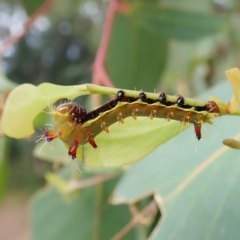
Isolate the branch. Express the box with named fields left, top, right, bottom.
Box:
left=68, top=173, right=118, bottom=190
left=92, top=0, right=129, bottom=87
left=111, top=200, right=158, bottom=240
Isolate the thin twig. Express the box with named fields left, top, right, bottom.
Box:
left=111, top=200, right=158, bottom=240
left=68, top=173, right=118, bottom=190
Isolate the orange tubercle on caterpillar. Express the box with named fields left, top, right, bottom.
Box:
left=117, top=111, right=124, bottom=124
left=181, top=113, right=191, bottom=126
left=132, top=107, right=139, bottom=120
left=41, top=90, right=220, bottom=159
left=101, top=121, right=109, bottom=133
left=149, top=107, right=157, bottom=120
left=166, top=111, right=174, bottom=122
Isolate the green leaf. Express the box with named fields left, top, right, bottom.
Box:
left=129, top=7, right=224, bottom=40
left=160, top=41, right=196, bottom=89
left=106, top=13, right=168, bottom=91
left=31, top=168, right=136, bottom=240
left=161, top=0, right=214, bottom=13
left=33, top=139, right=68, bottom=163
left=23, top=0, right=45, bottom=15
left=78, top=118, right=189, bottom=167
left=0, top=137, right=8, bottom=202
left=153, top=148, right=240, bottom=240
left=111, top=81, right=240, bottom=239
left=0, top=83, right=91, bottom=138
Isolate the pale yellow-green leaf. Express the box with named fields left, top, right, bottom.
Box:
left=77, top=118, right=189, bottom=167
left=225, top=67, right=240, bottom=114
left=34, top=116, right=190, bottom=167
left=0, top=83, right=90, bottom=138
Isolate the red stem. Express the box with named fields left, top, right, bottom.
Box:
left=92, top=0, right=129, bottom=107
left=92, top=0, right=129, bottom=87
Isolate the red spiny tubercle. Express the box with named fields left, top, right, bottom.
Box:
left=194, top=123, right=202, bottom=140
left=44, top=130, right=60, bottom=142
left=68, top=139, right=79, bottom=159
left=86, top=132, right=97, bottom=149
left=67, top=133, right=97, bottom=160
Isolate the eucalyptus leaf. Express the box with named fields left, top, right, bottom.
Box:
left=31, top=167, right=135, bottom=240
left=106, top=13, right=168, bottom=91
left=112, top=81, right=240, bottom=239
left=130, top=7, right=224, bottom=40
left=0, top=83, right=90, bottom=138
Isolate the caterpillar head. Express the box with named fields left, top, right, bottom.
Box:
left=51, top=102, right=87, bottom=138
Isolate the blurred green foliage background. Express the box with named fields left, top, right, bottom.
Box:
left=1, top=0, right=240, bottom=239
